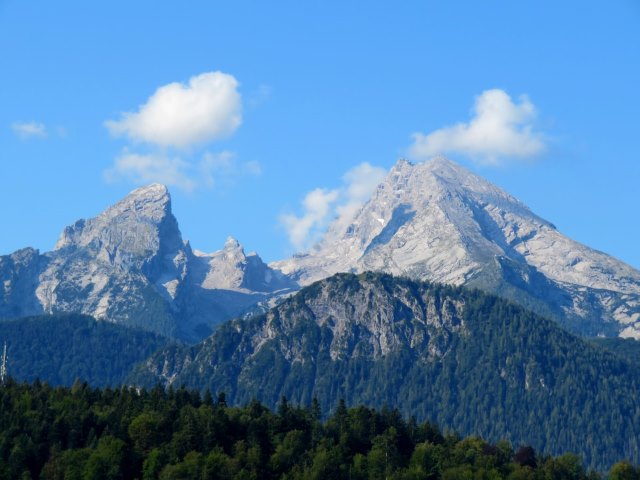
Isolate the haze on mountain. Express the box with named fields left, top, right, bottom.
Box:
left=1, top=156, right=640, bottom=341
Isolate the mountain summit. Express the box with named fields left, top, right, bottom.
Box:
left=272, top=157, right=640, bottom=337
left=0, top=185, right=296, bottom=341
left=2, top=158, right=639, bottom=339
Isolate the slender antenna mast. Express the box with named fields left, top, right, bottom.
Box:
left=0, top=342, right=7, bottom=384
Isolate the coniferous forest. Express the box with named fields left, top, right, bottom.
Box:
left=0, top=380, right=639, bottom=480
left=0, top=314, right=170, bottom=387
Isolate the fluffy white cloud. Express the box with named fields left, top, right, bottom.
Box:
left=103, top=71, right=256, bottom=192
left=105, top=71, right=241, bottom=148
left=281, top=162, right=387, bottom=251
left=281, top=188, right=340, bottom=250
left=342, top=162, right=388, bottom=203
left=332, top=162, right=387, bottom=236
left=409, top=89, right=545, bottom=165
left=12, top=122, right=47, bottom=139
left=104, top=150, right=260, bottom=192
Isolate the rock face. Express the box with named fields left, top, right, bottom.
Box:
left=272, top=157, right=640, bottom=337
left=191, top=237, right=293, bottom=293
left=132, top=273, right=471, bottom=394
left=0, top=184, right=296, bottom=341
left=34, top=184, right=185, bottom=336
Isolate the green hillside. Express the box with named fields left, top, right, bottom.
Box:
left=0, top=314, right=171, bottom=387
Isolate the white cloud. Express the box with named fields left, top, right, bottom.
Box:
left=105, top=71, right=242, bottom=148
left=103, top=70, right=256, bottom=192
left=199, top=151, right=261, bottom=188
left=104, top=150, right=260, bottom=192
left=281, top=188, right=340, bottom=250
left=12, top=122, right=47, bottom=139
left=104, top=151, right=196, bottom=192
left=409, top=89, right=545, bottom=165
left=332, top=162, right=387, bottom=236
left=342, top=162, right=388, bottom=203
left=280, top=162, right=387, bottom=251
left=243, top=160, right=262, bottom=176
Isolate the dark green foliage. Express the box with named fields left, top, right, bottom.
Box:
left=0, top=380, right=626, bottom=479
left=131, top=273, right=640, bottom=471
left=0, top=314, right=170, bottom=386
left=591, top=337, right=640, bottom=366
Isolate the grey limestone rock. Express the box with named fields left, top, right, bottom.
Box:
left=0, top=184, right=296, bottom=342
left=272, top=157, right=640, bottom=338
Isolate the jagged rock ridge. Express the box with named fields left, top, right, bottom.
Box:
left=272, top=157, right=640, bottom=337
left=0, top=184, right=297, bottom=341
left=3, top=156, right=640, bottom=340
left=132, top=273, right=471, bottom=391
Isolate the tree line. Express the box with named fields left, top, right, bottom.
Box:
left=0, top=380, right=638, bottom=479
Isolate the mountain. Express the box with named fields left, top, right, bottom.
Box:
left=0, top=313, right=171, bottom=387
left=130, top=272, right=640, bottom=471
left=0, top=185, right=296, bottom=341
left=3, top=157, right=640, bottom=339
left=272, top=157, right=640, bottom=338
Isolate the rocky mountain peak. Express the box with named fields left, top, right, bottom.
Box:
left=32, top=183, right=188, bottom=337
left=278, top=156, right=558, bottom=285
left=193, top=237, right=296, bottom=294
left=223, top=236, right=242, bottom=251
left=1, top=184, right=290, bottom=342
left=389, top=157, right=413, bottom=174
left=101, top=183, right=173, bottom=228
left=273, top=156, right=640, bottom=338
left=390, top=154, right=462, bottom=179
left=54, top=183, right=181, bottom=259
left=95, top=183, right=172, bottom=229
left=424, top=154, right=467, bottom=173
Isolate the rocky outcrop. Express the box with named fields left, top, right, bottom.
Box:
left=191, top=236, right=295, bottom=293
left=132, top=272, right=471, bottom=389
left=33, top=184, right=184, bottom=336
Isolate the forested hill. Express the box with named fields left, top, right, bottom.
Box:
left=0, top=314, right=171, bottom=387
left=131, top=272, right=640, bottom=471
left=1, top=380, right=636, bottom=479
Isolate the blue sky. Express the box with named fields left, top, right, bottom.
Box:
left=1, top=1, right=639, bottom=267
